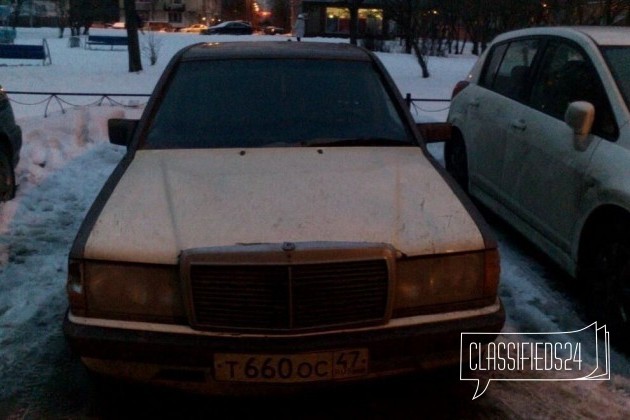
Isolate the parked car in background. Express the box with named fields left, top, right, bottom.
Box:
left=203, top=20, right=253, bottom=35
left=109, top=22, right=125, bottom=29
left=446, top=26, right=630, bottom=340
left=180, top=23, right=208, bottom=33
left=263, top=25, right=285, bottom=35
left=0, top=85, right=21, bottom=201
left=63, top=41, right=505, bottom=395
left=145, top=21, right=175, bottom=32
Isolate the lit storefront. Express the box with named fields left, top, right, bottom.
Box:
left=324, top=7, right=382, bottom=35
left=301, top=1, right=386, bottom=38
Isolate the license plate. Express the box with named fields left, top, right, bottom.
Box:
left=214, top=349, right=369, bottom=383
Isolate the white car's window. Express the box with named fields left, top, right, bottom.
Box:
left=481, top=39, right=540, bottom=101
left=602, top=46, right=630, bottom=111
left=530, top=41, right=618, bottom=140
left=144, top=59, right=412, bottom=149
left=481, top=43, right=508, bottom=88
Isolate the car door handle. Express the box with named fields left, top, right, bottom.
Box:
left=511, top=120, right=527, bottom=131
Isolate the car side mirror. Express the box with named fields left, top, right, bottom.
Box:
left=564, top=101, right=595, bottom=151
left=416, top=122, right=452, bottom=143
left=108, top=118, right=139, bottom=147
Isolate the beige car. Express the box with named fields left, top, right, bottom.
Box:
left=180, top=24, right=208, bottom=33
left=64, top=41, right=505, bottom=395
left=446, top=26, right=630, bottom=341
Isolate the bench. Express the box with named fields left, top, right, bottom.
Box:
left=0, top=39, right=51, bottom=65
left=85, top=35, right=128, bottom=50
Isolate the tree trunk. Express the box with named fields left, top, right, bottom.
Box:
left=349, top=3, right=359, bottom=46
left=11, top=0, right=24, bottom=30
left=412, top=42, right=429, bottom=78
left=124, top=0, right=143, bottom=73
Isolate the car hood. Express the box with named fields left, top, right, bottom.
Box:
left=84, top=147, right=484, bottom=264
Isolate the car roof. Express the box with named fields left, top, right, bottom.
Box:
left=180, top=41, right=373, bottom=62
left=492, top=26, right=630, bottom=47
left=212, top=20, right=249, bottom=28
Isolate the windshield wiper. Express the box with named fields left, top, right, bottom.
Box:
left=299, top=137, right=410, bottom=147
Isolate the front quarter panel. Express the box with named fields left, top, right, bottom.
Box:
left=575, top=124, right=630, bottom=260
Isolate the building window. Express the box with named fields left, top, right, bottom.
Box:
left=169, top=12, right=182, bottom=23
left=325, top=8, right=383, bottom=35
left=326, top=7, right=350, bottom=34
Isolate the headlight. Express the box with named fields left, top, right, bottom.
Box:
left=67, top=259, right=186, bottom=323
left=392, top=249, right=500, bottom=317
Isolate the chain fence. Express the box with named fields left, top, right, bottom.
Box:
left=6, top=91, right=449, bottom=119
left=404, top=93, right=451, bottom=115
left=5, top=91, right=151, bottom=117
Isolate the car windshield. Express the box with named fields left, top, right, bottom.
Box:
left=602, top=46, right=630, bottom=110
left=144, top=58, right=412, bottom=149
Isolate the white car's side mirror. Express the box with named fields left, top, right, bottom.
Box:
left=565, top=101, right=595, bottom=151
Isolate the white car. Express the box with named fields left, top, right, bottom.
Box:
left=63, top=41, right=504, bottom=395
left=180, top=23, right=208, bottom=33
left=446, top=26, right=630, bottom=339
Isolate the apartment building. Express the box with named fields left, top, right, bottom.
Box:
left=131, top=1, right=222, bottom=29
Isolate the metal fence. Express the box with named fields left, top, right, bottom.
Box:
left=5, top=91, right=151, bottom=117
left=404, top=93, right=451, bottom=115
left=6, top=91, right=450, bottom=118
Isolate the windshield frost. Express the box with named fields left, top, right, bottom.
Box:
left=144, top=59, right=411, bottom=149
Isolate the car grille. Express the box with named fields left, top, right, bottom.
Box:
left=182, top=249, right=391, bottom=332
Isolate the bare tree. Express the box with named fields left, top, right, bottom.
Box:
left=53, top=0, right=70, bottom=38
left=222, top=0, right=247, bottom=21
left=601, top=0, right=628, bottom=24
left=384, top=0, right=627, bottom=64
left=142, top=31, right=162, bottom=66
left=439, top=0, right=466, bottom=54
left=383, top=0, right=430, bottom=77
left=539, top=0, right=629, bottom=24
left=383, top=0, right=422, bottom=53
left=10, top=0, right=24, bottom=30
left=124, top=0, right=143, bottom=73
left=348, top=0, right=365, bottom=45
left=270, top=0, right=291, bottom=33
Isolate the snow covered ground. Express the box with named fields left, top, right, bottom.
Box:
left=1, top=27, right=629, bottom=418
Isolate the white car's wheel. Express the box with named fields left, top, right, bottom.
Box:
left=0, top=148, right=16, bottom=201
left=580, top=218, right=630, bottom=348
left=444, top=133, right=469, bottom=192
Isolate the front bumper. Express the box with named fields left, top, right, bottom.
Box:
left=64, top=299, right=505, bottom=395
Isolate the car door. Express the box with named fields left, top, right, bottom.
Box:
left=465, top=38, right=541, bottom=204
left=502, top=38, right=617, bottom=253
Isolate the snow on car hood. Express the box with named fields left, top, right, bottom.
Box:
left=84, top=147, right=484, bottom=264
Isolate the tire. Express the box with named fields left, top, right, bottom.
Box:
left=444, top=133, right=469, bottom=192
left=0, top=148, right=16, bottom=201
left=580, top=219, right=630, bottom=346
